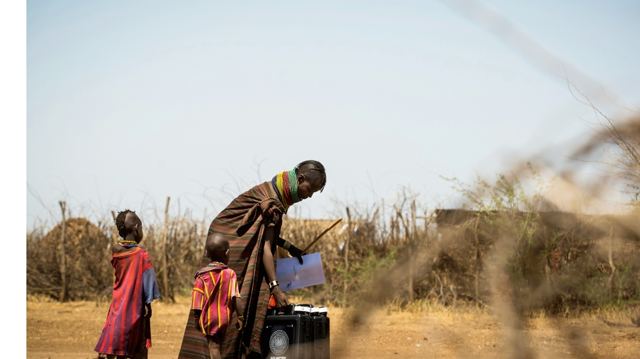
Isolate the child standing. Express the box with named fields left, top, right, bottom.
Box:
left=95, top=210, right=161, bottom=359
left=191, top=236, right=245, bottom=359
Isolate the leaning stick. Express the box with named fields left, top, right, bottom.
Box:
left=303, top=218, right=343, bottom=253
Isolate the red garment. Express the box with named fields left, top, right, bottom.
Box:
left=192, top=263, right=240, bottom=337
left=95, top=247, right=160, bottom=357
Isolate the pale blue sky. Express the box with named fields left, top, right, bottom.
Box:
left=26, top=0, right=640, bottom=228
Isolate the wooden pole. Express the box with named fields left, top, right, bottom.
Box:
left=303, top=218, right=342, bottom=253
left=110, top=210, right=118, bottom=245
left=394, top=205, right=414, bottom=302
left=381, top=199, right=386, bottom=236
left=474, top=217, right=481, bottom=308
left=343, top=207, right=352, bottom=300
left=58, top=201, right=67, bottom=302
left=409, top=200, right=416, bottom=303
left=162, top=196, right=170, bottom=300
left=202, top=207, right=207, bottom=237
left=608, top=225, right=616, bottom=301
left=345, top=207, right=351, bottom=272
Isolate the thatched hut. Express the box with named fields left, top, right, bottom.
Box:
left=27, top=218, right=113, bottom=300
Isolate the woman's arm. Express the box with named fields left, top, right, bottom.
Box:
left=276, top=236, right=305, bottom=264
left=263, top=226, right=289, bottom=309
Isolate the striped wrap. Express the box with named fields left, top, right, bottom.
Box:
left=95, top=247, right=160, bottom=357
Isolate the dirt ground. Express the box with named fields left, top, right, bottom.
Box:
left=27, top=296, right=640, bottom=359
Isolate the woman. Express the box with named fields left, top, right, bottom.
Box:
left=178, top=160, right=327, bottom=359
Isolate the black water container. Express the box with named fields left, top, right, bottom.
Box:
left=262, top=305, right=313, bottom=359
left=310, top=307, right=330, bottom=359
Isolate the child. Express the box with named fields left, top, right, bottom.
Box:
left=95, top=210, right=161, bottom=359
left=191, top=235, right=245, bottom=359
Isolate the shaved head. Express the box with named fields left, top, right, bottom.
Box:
left=205, top=234, right=230, bottom=263
left=115, top=209, right=143, bottom=242
left=297, top=160, right=326, bottom=191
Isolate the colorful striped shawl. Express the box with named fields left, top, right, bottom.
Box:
left=95, top=247, right=160, bottom=357
left=178, top=181, right=285, bottom=359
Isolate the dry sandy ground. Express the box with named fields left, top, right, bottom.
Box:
left=27, top=297, right=639, bottom=359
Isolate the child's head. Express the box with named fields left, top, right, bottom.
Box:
left=205, top=235, right=230, bottom=264
left=115, top=209, right=144, bottom=243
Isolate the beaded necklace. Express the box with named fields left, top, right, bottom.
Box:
left=271, top=168, right=301, bottom=211
left=119, top=240, right=138, bottom=248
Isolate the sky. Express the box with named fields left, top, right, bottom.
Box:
left=24, top=0, right=640, bottom=229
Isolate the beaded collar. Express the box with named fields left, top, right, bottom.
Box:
left=119, top=240, right=138, bottom=248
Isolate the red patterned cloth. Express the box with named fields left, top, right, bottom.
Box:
left=95, top=247, right=160, bottom=357
left=191, top=263, right=240, bottom=337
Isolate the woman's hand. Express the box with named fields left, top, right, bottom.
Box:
left=271, top=286, right=289, bottom=309
left=288, top=244, right=306, bottom=265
